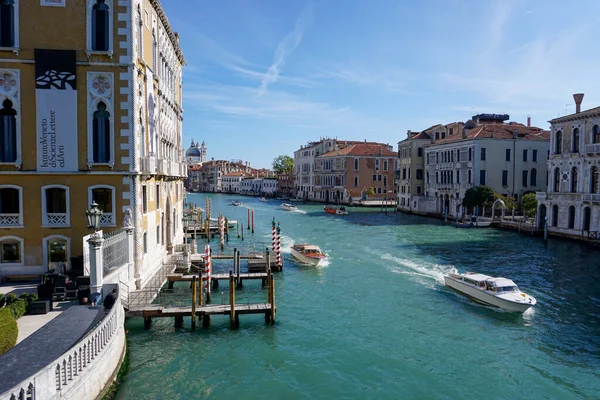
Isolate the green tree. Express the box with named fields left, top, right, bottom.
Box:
left=521, top=193, right=538, bottom=217
left=365, top=187, right=375, bottom=196
left=463, top=186, right=495, bottom=210
left=272, top=155, right=294, bottom=175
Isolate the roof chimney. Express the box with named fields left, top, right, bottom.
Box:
left=513, top=129, right=518, bottom=139
left=527, top=116, right=531, bottom=127
left=407, top=130, right=411, bottom=138
left=573, top=93, right=584, bottom=113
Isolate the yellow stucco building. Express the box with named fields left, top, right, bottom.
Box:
left=0, top=0, right=186, bottom=288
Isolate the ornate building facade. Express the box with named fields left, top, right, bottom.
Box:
left=0, top=0, right=186, bottom=288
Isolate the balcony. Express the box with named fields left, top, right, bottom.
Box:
left=157, top=159, right=167, bottom=175
left=180, top=163, right=187, bottom=177
left=45, top=213, right=68, bottom=226
left=139, top=156, right=157, bottom=175
left=585, top=143, right=600, bottom=154
left=541, top=193, right=582, bottom=202
left=0, top=213, right=20, bottom=227
left=582, top=193, right=600, bottom=202
left=170, top=162, right=178, bottom=177
left=535, top=192, right=547, bottom=201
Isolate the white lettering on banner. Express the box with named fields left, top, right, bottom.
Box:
left=36, top=89, right=78, bottom=171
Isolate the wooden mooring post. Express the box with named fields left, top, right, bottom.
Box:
left=265, top=269, right=275, bottom=324
left=229, top=271, right=239, bottom=329
left=190, top=275, right=197, bottom=329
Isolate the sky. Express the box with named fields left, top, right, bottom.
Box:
left=162, top=0, right=600, bottom=169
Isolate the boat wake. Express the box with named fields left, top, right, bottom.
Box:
left=380, top=253, right=456, bottom=287
left=293, top=209, right=307, bottom=214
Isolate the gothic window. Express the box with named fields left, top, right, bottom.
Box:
left=571, top=167, right=578, bottom=193
left=555, top=131, right=562, bottom=154
left=593, top=125, right=600, bottom=144
left=0, top=98, right=16, bottom=162
left=572, top=128, right=580, bottom=153
left=0, top=0, right=15, bottom=48
left=552, top=205, right=558, bottom=227
left=92, top=101, right=110, bottom=163
left=554, top=168, right=560, bottom=192
left=568, top=206, right=575, bottom=229
left=91, top=0, right=109, bottom=51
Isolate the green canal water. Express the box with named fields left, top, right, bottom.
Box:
left=116, top=193, right=600, bottom=399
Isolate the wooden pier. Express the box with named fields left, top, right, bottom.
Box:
left=125, top=271, right=276, bottom=329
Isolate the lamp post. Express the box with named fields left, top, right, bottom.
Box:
left=86, top=201, right=104, bottom=294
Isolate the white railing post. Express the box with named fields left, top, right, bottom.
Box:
left=123, top=209, right=134, bottom=284
left=88, top=233, right=104, bottom=294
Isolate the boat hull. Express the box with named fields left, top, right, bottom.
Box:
left=444, top=277, right=535, bottom=312
left=290, top=248, right=322, bottom=266
left=324, top=207, right=348, bottom=215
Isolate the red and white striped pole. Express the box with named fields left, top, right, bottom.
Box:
left=219, top=214, right=225, bottom=250
left=204, top=244, right=212, bottom=296
left=276, top=222, right=282, bottom=268
left=271, top=217, right=276, bottom=253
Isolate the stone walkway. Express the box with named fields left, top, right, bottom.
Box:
left=0, top=305, right=104, bottom=393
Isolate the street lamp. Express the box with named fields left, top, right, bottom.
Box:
left=86, top=201, right=103, bottom=238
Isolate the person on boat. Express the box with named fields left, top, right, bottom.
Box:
left=340, top=206, right=345, bottom=211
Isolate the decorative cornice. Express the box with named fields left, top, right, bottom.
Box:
left=149, top=0, right=186, bottom=66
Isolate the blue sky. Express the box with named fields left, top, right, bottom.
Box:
left=162, top=0, right=600, bottom=169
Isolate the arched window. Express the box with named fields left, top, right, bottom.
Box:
left=530, top=168, right=537, bottom=187
left=92, top=101, right=110, bottom=163
left=91, top=0, right=109, bottom=51
left=43, top=235, right=69, bottom=273
left=0, top=235, right=22, bottom=264
left=0, top=98, right=17, bottom=163
left=0, top=0, right=15, bottom=48
left=571, top=167, right=578, bottom=193
left=591, top=166, right=599, bottom=194
left=88, top=185, right=115, bottom=226
left=0, top=185, right=22, bottom=227
left=554, top=167, right=561, bottom=192
left=583, top=207, right=591, bottom=231
left=555, top=131, right=562, bottom=154
left=143, top=232, right=147, bottom=254
left=568, top=206, right=575, bottom=229
left=593, top=125, right=600, bottom=144
left=468, top=169, right=472, bottom=184
left=468, top=148, right=472, bottom=161
left=572, top=128, right=580, bottom=153
left=42, top=185, right=69, bottom=227
left=552, top=205, right=559, bottom=227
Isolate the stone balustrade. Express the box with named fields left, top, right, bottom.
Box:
left=0, top=299, right=125, bottom=400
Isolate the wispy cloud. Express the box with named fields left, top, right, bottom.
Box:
left=258, top=3, right=314, bottom=96
left=320, top=67, right=410, bottom=93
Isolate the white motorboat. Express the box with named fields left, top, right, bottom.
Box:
left=324, top=206, right=348, bottom=215
left=281, top=203, right=298, bottom=211
left=259, top=197, right=268, bottom=202
left=444, top=271, right=536, bottom=312
left=209, top=217, right=237, bottom=228
left=231, top=200, right=242, bottom=206
left=290, top=244, right=326, bottom=266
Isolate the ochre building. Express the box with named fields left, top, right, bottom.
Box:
left=0, top=0, right=186, bottom=288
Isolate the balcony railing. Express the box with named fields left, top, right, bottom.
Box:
left=45, top=213, right=68, bottom=226
left=582, top=193, right=600, bottom=202
left=99, top=213, right=113, bottom=226
left=0, top=213, right=20, bottom=226
left=585, top=143, right=600, bottom=154
left=157, top=159, right=167, bottom=175
left=139, top=156, right=157, bottom=175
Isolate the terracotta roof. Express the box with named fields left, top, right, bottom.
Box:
left=433, top=123, right=549, bottom=144
left=223, top=171, right=250, bottom=177
left=422, top=124, right=444, bottom=132
left=550, top=106, right=600, bottom=123
left=318, top=144, right=397, bottom=158
left=411, top=131, right=432, bottom=140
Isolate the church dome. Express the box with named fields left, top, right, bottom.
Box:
left=186, top=146, right=201, bottom=158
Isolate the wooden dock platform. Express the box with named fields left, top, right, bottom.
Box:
left=126, top=303, right=273, bottom=318
left=167, top=272, right=267, bottom=282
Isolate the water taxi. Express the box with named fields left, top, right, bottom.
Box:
left=209, top=218, right=237, bottom=228
left=281, top=203, right=298, bottom=211
left=324, top=206, right=348, bottom=215
left=444, top=271, right=537, bottom=313
left=290, top=244, right=326, bottom=266
left=259, top=197, right=268, bottom=202
left=231, top=200, right=242, bottom=206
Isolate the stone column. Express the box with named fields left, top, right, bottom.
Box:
left=88, top=233, right=104, bottom=294
left=125, top=226, right=134, bottom=284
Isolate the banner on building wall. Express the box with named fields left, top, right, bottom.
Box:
left=146, top=66, right=156, bottom=155
left=35, top=49, right=78, bottom=171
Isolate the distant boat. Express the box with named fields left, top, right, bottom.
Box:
left=324, top=206, right=348, bottom=215
left=231, top=200, right=242, bottom=206
left=210, top=218, right=237, bottom=228
left=259, top=197, right=268, bottom=202
left=281, top=203, right=298, bottom=211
